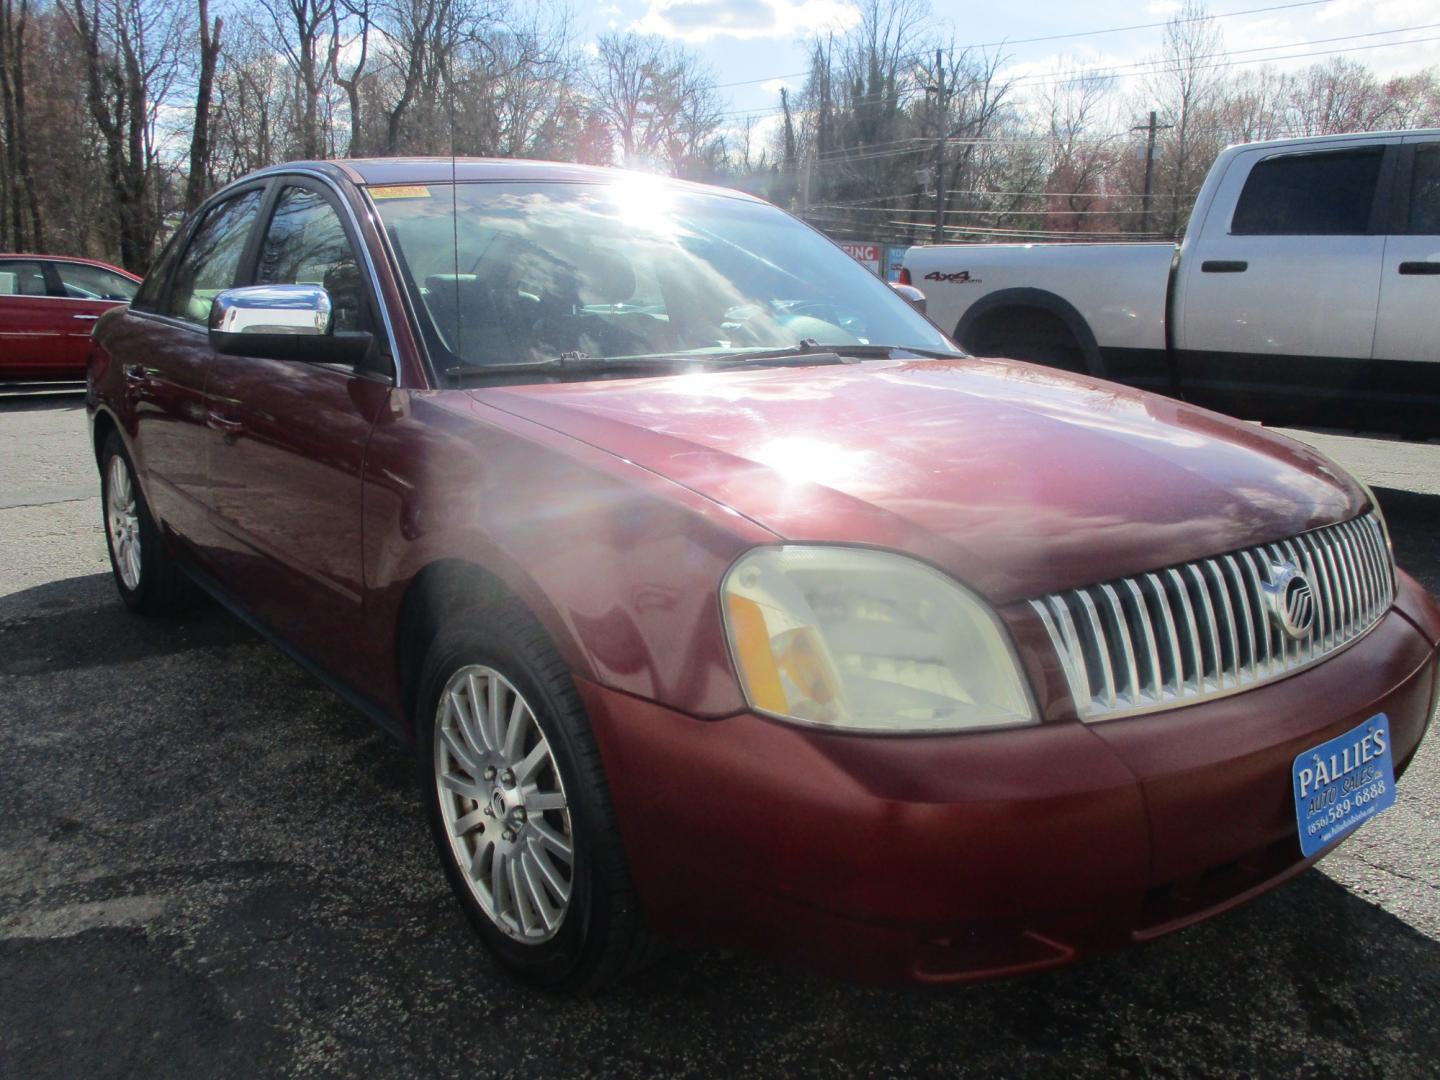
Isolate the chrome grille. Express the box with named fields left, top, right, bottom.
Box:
left=1030, top=514, right=1394, bottom=721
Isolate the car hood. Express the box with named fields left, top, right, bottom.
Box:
left=471, top=357, right=1365, bottom=604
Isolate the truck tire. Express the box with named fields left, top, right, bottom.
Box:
left=961, top=307, right=1088, bottom=373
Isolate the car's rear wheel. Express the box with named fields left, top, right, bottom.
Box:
left=100, top=431, right=194, bottom=614
left=416, top=602, right=657, bottom=991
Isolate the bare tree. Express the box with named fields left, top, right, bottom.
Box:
left=1141, top=0, right=1225, bottom=236
left=586, top=32, right=719, bottom=168
left=211, top=19, right=282, bottom=177
left=331, top=0, right=371, bottom=155
left=60, top=0, right=190, bottom=272
left=0, top=0, right=44, bottom=249
left=184, top=0, right=222, bottom=210
left=257, top=0, right=335, bottom=158
left=1286, top=57, right=1400, bottom=136
left=1036, top=70, right=1119, bottom=234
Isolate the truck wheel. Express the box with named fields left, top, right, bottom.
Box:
left=962, top=308, right=1088, bottom=373
left=416, top=600, right=659, bottom=991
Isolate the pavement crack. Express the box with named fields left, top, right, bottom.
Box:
left=1337, top=851, right=1440, bottom=893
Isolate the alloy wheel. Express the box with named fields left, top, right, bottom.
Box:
left=106, top=454, right=142, bottom=591
left=433, top=665, right=574, bottom=942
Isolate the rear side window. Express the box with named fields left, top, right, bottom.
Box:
left=255, top=186, right=367, bottom=332
left=163, top=188, right=264, bottom=324
left=1231, top=148, right=1383, bottom=236
left=0, top=259, right=49, bottom=296
left=1406, top=144, right=1439, bottom=234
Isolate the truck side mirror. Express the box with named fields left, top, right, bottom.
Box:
left=889, top=281, right=926, bottom=316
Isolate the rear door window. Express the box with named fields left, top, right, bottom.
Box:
left=1405, top=143, right=1439, bottom=234
left=162, top=188, right=264, bottom=324
left=1231, top=148, right=1384, bottom=236
left=0, top=259, right=50, bottom=297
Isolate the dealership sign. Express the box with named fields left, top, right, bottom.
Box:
left=838, top=242, right=884, bottom=276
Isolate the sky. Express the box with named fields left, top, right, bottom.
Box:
left=573, top=0, right=1440, bottom=136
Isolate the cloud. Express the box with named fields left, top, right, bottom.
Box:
left=631, top=0, right=860, bottom=43
left=582, top=40, right=601, bottom=58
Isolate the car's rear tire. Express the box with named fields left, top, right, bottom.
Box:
left=416, top=600, right=658, bottom=992
left=100, top=430, right=195, bottom=615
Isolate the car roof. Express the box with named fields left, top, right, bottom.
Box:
left=243, top=157, right=768, bottom=203
left=0, top=253, right=139, bottom=280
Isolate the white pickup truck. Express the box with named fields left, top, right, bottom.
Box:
left=903, top=129, right=1439, bottom=434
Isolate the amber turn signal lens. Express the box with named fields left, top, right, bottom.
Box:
left=726, top=594, right=788, bottom=714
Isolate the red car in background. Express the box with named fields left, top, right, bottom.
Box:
left=0, top=254, right=139, bottom=379
left=84, top=160, right=1439, bottom=991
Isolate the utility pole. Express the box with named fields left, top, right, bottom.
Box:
left=1131, top=110, right=1172, bottom=236
left=930, top=48, right=948, bottom=244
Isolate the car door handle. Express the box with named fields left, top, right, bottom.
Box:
left=1201, top=260, right=1248, bottom=273
left=206, top=411, right=245, bottom=437
left=1398, top=261, right=1440, bottom=275
left=72, top=313, right=100, bottom=321
left=122, top=363, right=146, bottom=383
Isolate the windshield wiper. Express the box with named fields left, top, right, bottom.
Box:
left=711, top=339, right=963, bottom=363
left=445, top=349, right=853, bottom=384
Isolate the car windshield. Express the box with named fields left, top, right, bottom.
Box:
left=370, top=177, right=958, bottom=381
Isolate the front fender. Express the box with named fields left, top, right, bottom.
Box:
left=358, top=390, right=775, bottom=726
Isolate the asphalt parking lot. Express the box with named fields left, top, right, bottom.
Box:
left=2, top=395, right=1437, bottom=1078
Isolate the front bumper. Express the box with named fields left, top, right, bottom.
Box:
left=579, top=574, right=1439, bottom=984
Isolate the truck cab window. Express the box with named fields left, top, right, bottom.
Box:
left=1231, top=148, right=1383, bottom=236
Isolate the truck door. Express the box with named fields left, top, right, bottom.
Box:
left=1174, top=141, right=1392, bottom=426
left=1373, top=137, right=1439, bottom=365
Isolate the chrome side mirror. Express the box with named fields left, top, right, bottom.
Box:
left=208, top=284, right=373, bottom=366
left=210, top=284, right=333, bottom=336
left=889, top=281, right=926, bottom=316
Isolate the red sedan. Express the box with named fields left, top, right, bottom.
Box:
left=0, top=254, right=139, bottom=379
left=85, top=160, right=1439, bottom=990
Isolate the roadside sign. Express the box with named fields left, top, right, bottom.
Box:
left=886, top=245, right=908, bottom=282
left=838, top=242, right=883, bottom=277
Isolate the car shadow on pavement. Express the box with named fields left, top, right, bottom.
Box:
left=2, top=567, right=1438, bottom=1078
left=1375, top=485, right=1440, bottom=597
left=0, top=572, right=256, bottom=678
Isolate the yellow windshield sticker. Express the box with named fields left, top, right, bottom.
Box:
left=369, top=185, right=431, bottom=200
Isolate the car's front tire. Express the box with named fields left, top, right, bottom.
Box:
left=416, top=601, right=657, bottom=991
left=99, top=431, right=195, bottom=615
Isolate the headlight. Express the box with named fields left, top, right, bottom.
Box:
left=721, top=546, right=1036, bottom=733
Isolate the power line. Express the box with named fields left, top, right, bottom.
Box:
left=1016, top=31, right=1440, bottom=89
left=1007, top=21, right=1440, bottom=86
left=712, top=0, right=1340, bottom=90
left=963, top=0, right=1336, bottom=50
left=714, top=23, right=1438, bottom=138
